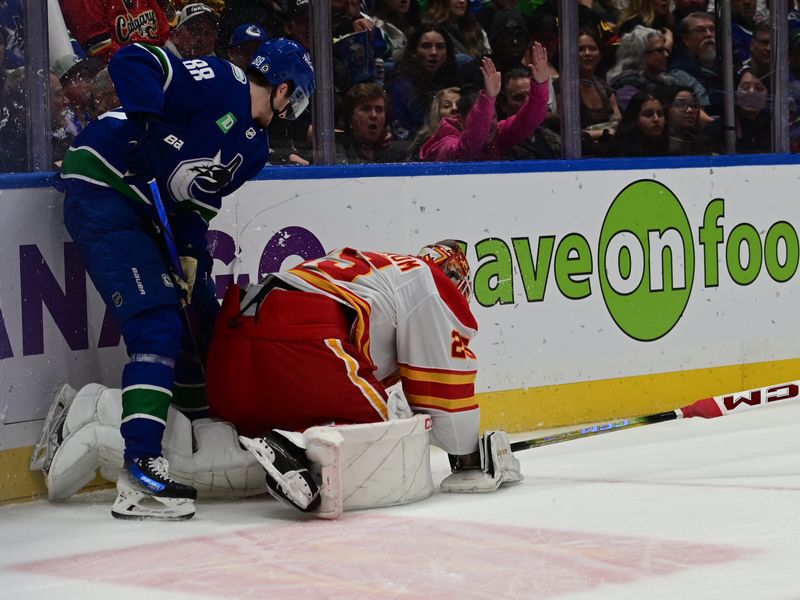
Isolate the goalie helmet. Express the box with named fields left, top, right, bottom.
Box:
left=418, top=239, right=472, bottom=300
left=249, top=37, right=315, bottom=120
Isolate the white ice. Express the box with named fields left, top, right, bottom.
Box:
left=2, top=400, right=800, bottom=600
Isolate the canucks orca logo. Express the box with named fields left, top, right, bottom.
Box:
left=167, top=152, right=244, bottom=204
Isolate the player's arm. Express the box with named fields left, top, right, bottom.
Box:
left=396, top=287, right=480, bottom=456
left=399, top=265, right=522, bottom=493
left=107, top=43, right=174, bottom=119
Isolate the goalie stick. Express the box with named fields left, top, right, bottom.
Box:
left=509, top=379, right=800, bottom=453
left=148, top=179, right=208, bottom=367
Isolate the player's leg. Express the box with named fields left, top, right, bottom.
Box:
left=34, top=382, right=267, bottom=501
left=172, top=252, right=217, bottom=419
left=63, top=182, right=196, bottom=520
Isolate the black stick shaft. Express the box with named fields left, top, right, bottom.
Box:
left=148, top=180, right=207, bottom=368
left=509, top=411, right=679, bottom=452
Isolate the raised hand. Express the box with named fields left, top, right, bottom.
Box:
left=527, top=41, right=550, bottom=85
left=480, top=57, right=501, bottom=99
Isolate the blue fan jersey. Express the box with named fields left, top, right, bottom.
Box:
left=61, top=43, right=269, bottom=252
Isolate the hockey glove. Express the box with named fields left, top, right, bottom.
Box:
left=440, top=431, right=523, bottom=493
left=175, top=255, right=198, bottom=306
left=126, top=115, right=185, bottom=181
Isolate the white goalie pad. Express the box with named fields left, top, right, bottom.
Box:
left=304, top=414, right=434, bottom=519
left=47, top=421, right=124, bottom=501
left=169, top=419, right=266, bottom=498
left=44, top=383, right=266, bottom=501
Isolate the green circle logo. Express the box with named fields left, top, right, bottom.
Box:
left=599, top=180, right=694, bottom=341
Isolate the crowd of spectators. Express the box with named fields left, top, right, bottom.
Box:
left=0, top=0, right=796, bottom=172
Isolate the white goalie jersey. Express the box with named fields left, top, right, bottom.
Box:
left=276, top=247, right=480, bottom=456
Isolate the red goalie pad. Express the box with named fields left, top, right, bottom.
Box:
left=205, top=284, right=389, bottom=437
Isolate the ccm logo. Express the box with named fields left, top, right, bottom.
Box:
left=723, top=383, right=799, bottom=410
left=424, top=416, right=433, bottom=430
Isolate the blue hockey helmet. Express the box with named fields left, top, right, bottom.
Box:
left=250, top=37, right=315, bottom=120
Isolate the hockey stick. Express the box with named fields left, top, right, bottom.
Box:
left=148, top=179, right=208, bottom=368
left=509, top=379, right=800, bottom=453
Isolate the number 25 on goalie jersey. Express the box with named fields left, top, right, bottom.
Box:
left=277, top=248, right=480, bottom=452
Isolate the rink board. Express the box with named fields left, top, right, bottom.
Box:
left=2, top=156, right=800, bottom=502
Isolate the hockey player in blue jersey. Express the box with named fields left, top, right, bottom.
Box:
left=58, top=38, right=315, bottom=521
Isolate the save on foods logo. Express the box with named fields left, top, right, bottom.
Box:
left=472, top=179, right=799, bottom=341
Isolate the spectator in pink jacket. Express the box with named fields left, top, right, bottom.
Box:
left=419, top=42, right=550, bottom=162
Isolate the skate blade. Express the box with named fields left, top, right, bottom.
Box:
left=30, top=384, right=77, bottom=472
left=111, top=491, right=195, bottom=521
left=111, top=509, right=195, bottom=522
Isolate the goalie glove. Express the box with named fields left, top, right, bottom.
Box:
left=440, top=431, right=523, bottom=493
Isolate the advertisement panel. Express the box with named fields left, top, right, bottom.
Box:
left=2, top=163, right=799, bottom=465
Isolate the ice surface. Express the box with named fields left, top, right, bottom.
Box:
left=2, top=400, right=800, bottom=599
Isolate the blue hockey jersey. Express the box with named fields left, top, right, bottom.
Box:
left=61, top=43, right=270, bottom=253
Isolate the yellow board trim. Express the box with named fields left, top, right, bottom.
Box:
left=479, top=358, right=800, bottom=432
left=0, top=448, right=47, bottom=504
left=3, top=358, right=799, bottom=504
left=0, top=447, right=111, bottom=506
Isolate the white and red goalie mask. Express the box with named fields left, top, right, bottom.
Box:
left=418, top=240, right=472, bottom=300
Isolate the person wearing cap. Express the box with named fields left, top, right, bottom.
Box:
left=58, top=37, right=315, bottom=521
left=166, top=2, right=220, bottom=59
left=226, top=23, right=270, bottom=69
left=59, top=0, right=171, bottom=63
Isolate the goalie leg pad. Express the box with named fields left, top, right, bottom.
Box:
left=44, top=384, right=267, bottom=501
left=63, top=383, right=116, bottom=436
left=304, top=413, right=434, bottom=517
left=46, top=420, right=124, bottom=501
left=168, top=419, right=267, bottom=498
left=29, top=384, right=77, bottom=472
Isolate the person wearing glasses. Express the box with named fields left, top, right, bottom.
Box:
left=668, top=12, right=723, bottom=116
left=607, top=25, right=675, bottom=112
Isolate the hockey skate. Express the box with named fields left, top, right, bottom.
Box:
left=112, top=457, right=197, bottom=521
left=239, top=432, right=321, bottom=513
left=29, top=384, right=77, bottom=473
